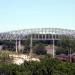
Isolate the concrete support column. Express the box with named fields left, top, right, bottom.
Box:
left=30, top=34, right=33, bottom=57
left=41, top=28, right=43, bottom=40
left=18, top=40, right=21, bottom=52
left=16, top=40, right=18, bottom=53
left=45, top=29, right=46, bottom=40
left=53, top=39, right=55, bottom=58
left=41, top=34, right=43, bottom=40
left=52, top=33, right=55, bottom=58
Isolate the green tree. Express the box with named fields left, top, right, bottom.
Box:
left=23, top=38, right=30, bottom=53
left=56, top=37, right=75, bottom=55
left=33, top=43, right=47, bottom=55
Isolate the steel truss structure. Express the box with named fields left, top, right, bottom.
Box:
left=0, top=28, right=75, bottom=58
left=0, top=28, right=75, bottom=40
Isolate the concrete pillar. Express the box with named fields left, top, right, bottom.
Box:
left=45, top=29, right=46, bottom=40
left=52, top=33, right=55, bottom=58
left=30, top=34, right=33, bottom=57
left=18, top=40, right=21, bottom=52
left=53, top=39, right=55, bottom=58
left=16, top=40, right=18, bottom=53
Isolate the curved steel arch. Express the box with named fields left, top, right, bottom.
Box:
left=0, top=28, right=75, bottom=40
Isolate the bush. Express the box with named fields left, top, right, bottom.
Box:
left=56, top=47, right=68, bottom=55
left=33, top=43, right=47, bottom=55
left=0, top=51, right=11, bottom=62
left=0, top=57, right=75, bottom=75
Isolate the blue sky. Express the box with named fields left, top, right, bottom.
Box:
left=0, top=0, right=75, bottom=32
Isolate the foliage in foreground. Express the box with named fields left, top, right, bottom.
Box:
left=0, top=58, right=75, bottom=75
left=0, top=51, right=12, bottom=63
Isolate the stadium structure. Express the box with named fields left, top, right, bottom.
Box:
left=0, top=28, right=75, bottom=58
left=0, top=28, right=75, bottom=40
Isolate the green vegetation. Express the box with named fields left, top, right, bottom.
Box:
left=0, top=40, right=15, bottom=51
left=56, top=38, right=75, bottom=55
left=33, top=43, right=47, bottom=55
left=0, top=58, right=75, bottom=75
left=22, top=38, right=47, bottom=55
left=0, top=37, right=75, bottom=75
left=0, top=51, right=13, bottom=63
left=23, top=39, right=30, bottom=53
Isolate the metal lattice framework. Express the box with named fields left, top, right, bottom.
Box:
left=0, top=28, right=75, bottom=40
